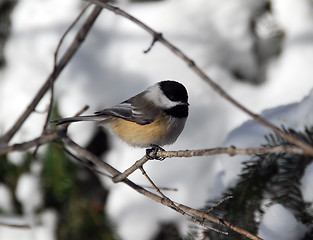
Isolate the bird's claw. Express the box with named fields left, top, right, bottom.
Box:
left=146, top=144, right=165, bottom=160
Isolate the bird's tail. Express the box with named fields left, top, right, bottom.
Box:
left=50, top=114, right=107, bottom=125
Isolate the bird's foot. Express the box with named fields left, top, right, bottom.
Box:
left=146, top=144, right=165, bottom=160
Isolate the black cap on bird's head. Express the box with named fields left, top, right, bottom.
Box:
left=144, top=80, right=189, bottom=118
left=159, top=80, right=188, bottom=104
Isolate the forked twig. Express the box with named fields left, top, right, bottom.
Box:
left=112, top=155, right=150, bottom=183
left=177, top=203, right=262, bottom=240
left=60, top=134, right=260, bottom=239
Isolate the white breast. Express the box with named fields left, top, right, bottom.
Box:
left=156, top=115, right=187, bottom=146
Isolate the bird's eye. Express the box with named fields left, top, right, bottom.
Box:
left=167, top=94, right=176, bottom=101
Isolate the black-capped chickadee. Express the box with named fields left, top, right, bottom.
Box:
left=51, top=80, right=189, bottom=155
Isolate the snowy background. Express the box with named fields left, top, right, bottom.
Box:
left=0, top=0, right=313, bottom=239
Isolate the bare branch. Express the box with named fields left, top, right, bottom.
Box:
left=0, top=129, right=268, bottom=239
left=60, top=132, right=262, bottom=240
left=54, top=3, right=92, bottom=68
left=0, top=6, right=102, bottom=144
left=0, top=131, right=58, bottom=156
left=155, top=145, right=306, bottom=158
left=57, top=141, right=178, bottom=192
left=0, top=129, right=304, bottom=160
left=54, top=140, right=112, bottom=178
left=86, top=0, right=313, bottom=156
left=141, top=185, right=178, bottom=192
left=0, top=105, right=89, bottom=156
left=111, top=144, right=306, bottom=183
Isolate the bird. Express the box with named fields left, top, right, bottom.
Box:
left=51, top=80, right=189, bottom=159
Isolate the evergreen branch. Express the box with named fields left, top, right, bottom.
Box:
left=175, top=203, right=262, bottom=240
left=264, top=127, right=313, bottom=223
left=206, top=127, right=313, bottom=239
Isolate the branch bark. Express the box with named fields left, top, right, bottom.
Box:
left=112, top=145, right=306, bottom=183
left=0, top=131, right=58, bottom=155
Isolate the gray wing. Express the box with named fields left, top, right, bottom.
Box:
left=94, top=99, right=157, bottom=125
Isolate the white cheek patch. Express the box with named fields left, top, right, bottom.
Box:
left=145, top=84, right=177, bottom=108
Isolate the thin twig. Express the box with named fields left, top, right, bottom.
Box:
left=141, top=185, right=178, bottom=192
left=54, top=3, right=92, bottom=68
left=206, top=195, right=233, bottom=213
left=32, top=76, right=54, bottom=158
left=0, top=105, right=89, bottom=156
left=143, top=32, right=162, bottom=54
left=139, top=166, right=227, bottom=235
left=54, top=141, right=112, bottom=178
left=138, top=166, right=167, bottom=199
left=86, top=0, right=313, bottom=156
left=0, top=6, right=102, bottom=144
left=177, top=203, right=262, bottom=240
